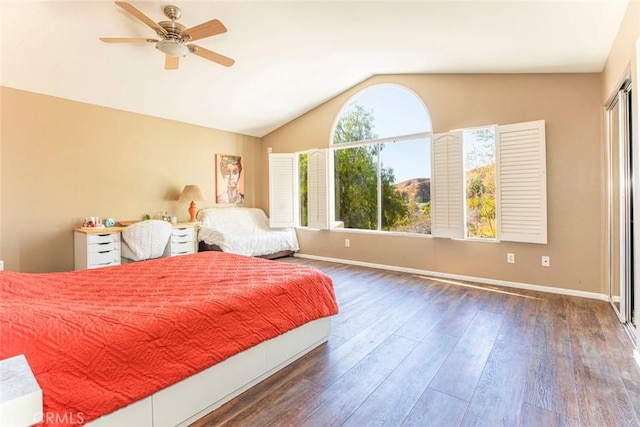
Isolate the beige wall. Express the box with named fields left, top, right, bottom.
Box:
left=1, top=87, right=261, bottom=272
left=261, top=73, right=604, bottom=294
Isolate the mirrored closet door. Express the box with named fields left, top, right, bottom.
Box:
left=607, top=76, right=635, bottom=337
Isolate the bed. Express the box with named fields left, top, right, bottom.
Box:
left=197, top=207, right=299, bottom=259
left=0, top=252, right=338, bottom=426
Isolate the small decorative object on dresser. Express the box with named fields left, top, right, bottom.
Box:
left=81, top=216, right=105, bottom=229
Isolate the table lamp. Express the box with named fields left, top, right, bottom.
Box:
left=178, top=185, right=206, bottom=222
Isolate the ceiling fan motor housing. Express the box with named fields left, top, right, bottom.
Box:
left=156, top=19, right=189, bottom=57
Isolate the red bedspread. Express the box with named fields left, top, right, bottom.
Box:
left=0, top=252, right=338, bottom=425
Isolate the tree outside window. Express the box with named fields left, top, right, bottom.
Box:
left=332, top=101, right=430, bottom=234
left=464, top=128, right=496, bottom=239
left=298, top=152, right=308, bottom=227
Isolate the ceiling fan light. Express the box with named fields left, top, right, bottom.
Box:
left=156, top=39, right=189, bottom=57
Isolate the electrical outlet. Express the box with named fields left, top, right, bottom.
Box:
left=0, top=260, right=3, bottom=271
left=507, top=253, right=515, bottom=264
left=344, top=239, right=350, bottom=248
left=541, top=256, right=550, bottom=267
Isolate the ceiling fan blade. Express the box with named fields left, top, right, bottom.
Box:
left=165, top=55, right=179, bottom=70
left=183, top=19, right=227, bottom=42
left=189, top=44, right=235, bottom=67
left=100, top=37, right=157, bottom=43
left=115, top=1, right=167, bottom=36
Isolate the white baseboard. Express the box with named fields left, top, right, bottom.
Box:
left=294, top=253, right=609, bottom=301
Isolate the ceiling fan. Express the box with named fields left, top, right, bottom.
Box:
left=100, top=1, right=235, bottom=70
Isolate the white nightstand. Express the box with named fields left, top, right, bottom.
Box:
left=169, top=223, right=197, bottom=256
left=74, top=228, right=123, bottom=270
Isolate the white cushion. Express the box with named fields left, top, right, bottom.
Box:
left=121, top=220, right=172, bottom=261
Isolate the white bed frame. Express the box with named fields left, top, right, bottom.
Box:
left=88, top=317, right=331, bottom=427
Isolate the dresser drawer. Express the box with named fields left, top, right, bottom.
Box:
left=171, top=241, right=195, bottom=256
left=87, top=241, right=119, bottom=253
left=88, top=250, right=121, bottom=268
left=87, top=260, right=120, bottom=269
left=87, top=233, right=120, bottom=244
left=172, top=236, right=194, bottom=245
left=171, top=227, right=195, bottom=240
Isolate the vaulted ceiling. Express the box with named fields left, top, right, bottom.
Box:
left=0, top=1, right=629, bottom=137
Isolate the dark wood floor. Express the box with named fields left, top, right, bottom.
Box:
left=192, top=258, right=640, bottom=427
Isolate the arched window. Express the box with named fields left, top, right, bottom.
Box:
left=330, top=85, right=432, bottom=234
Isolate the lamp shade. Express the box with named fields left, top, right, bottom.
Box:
left=178, top=185, right=206, bottom=202
left=178, top=185, right=206, bottom=222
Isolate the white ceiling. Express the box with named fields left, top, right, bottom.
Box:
left=0, top=0, right=629, bottom=137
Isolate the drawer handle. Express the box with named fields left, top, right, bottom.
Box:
left=97, top=242, right=110, bottom=246
left=175, top=234, right=189, bottom=238
left=97, top=250, right=112, bottom=254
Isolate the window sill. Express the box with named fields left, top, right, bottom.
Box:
left=296, top=226, right=433, bottom=239
left=450, top=237, right=500, bottom=244
left=296, top=227, right=502, bottom=243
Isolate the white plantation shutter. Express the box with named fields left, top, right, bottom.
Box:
left=496, top=120, right=547, bottom=244
left=431, top=132, right=464, bottom=238
left=269, top=153, right=298, bottom=228
left=307, top=149, right=330, bottom=229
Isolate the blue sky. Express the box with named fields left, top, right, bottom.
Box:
left=344, top=85, right=432, bottom=183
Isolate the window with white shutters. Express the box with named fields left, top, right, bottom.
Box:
left=268, top=153, right=298, bottom=228
left=307, top=149, right=330, bottom=229
left=496, top=120, right=547, bottom=244
left=268, top=119, right=546, bottom=244
left=431, top=132, right=464, bottom=238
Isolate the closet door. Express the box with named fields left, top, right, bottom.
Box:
left=607, top=80, right=633, bottom=324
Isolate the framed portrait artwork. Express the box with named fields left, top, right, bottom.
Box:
left=216, top=154, right=245, bottom=204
